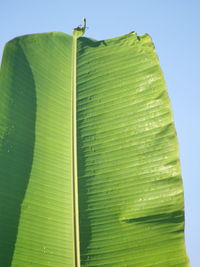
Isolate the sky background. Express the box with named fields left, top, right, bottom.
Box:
left=0, top=0, right=199, bottom=266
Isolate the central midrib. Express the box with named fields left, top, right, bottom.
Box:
left=71, top=35, right=81, bottom=267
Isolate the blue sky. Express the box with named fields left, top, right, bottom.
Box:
left=1, top=0, right=199, bottom=266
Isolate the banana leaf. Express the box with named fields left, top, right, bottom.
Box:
left=0, top=24, right=189, bottom=267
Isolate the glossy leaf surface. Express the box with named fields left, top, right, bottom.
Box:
left=0, top=31, right=189, bottom=267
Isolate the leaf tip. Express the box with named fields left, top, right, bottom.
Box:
left=73, top=18, right=87, bottom=38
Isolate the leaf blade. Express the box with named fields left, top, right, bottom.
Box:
left=0, top=33, right=75, bottom=267
left=77, top=33, right=189, bottom=266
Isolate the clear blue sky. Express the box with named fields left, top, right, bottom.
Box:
left=1, top=0, right=199, bottom=266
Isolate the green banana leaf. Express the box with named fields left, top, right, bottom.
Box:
left=0, top=24, right=189, bottom=267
